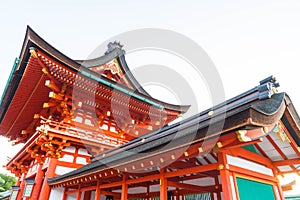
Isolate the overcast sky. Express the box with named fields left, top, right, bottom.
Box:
left=0, top=0, right=299, bottom=194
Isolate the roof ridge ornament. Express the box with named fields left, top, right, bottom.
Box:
left=105, top=41, right=125, bottom=55
left=258, top=75, right=280, bottom=100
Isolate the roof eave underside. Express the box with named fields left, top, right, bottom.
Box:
left=0, top=26, right=189, bottom=124
left=23, top=26, right=154, bottom=98
left=23, top=26, right=189, bottom=112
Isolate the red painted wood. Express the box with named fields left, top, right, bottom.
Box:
left=160, top=168, right=167, bottom=200
left=218, top=151, right=235, bottom=200
left=121, top=174, right=128, bottom=200
left=31, top=164, right=44, bottom=200
left=38, top=158, right=58, bottom=200
left=16, top=174, right=25, bottom=200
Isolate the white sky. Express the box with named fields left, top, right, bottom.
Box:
left=0, top=0, right=300, bottom=195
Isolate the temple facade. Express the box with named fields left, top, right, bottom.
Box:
left=0, top=27, right=299, bottom=200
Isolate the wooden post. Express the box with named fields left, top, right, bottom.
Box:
left=214, top=174, right=221, bottom=200
left=272, top=168, right=285, bottom=200
left=175, top=188, right=179, bottom=200
left=38, top=158, right=58, bottom=200
left=160, top=168, right=167, bottom=200
left=15, top=176, right=21, bottom=186
left=62, top=188, right=67, bottom=200
left=76, top=185, right=82, bottom=200
left=31, top=164, right=44, bottom=200
left=84, top=191, right=91, bottom=200
left=16, top=173, right=26, bottom=200
left=121, top=174, right=128, bottom=200
left=218, top=151, right=234, bottom=200
left=275, top=184, right=285, bottom=200
left=95, top=180, right=102, bottom=200
left=145, top=185, right=150, bottom=200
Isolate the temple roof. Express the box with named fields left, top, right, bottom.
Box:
left=0, top=26, right=189, bottom=142
left=48, top=76, right=300, bottom=185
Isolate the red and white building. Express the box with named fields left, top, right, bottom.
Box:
left=0, top=27, right=299, bottom=200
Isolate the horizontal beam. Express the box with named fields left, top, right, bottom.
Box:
left=127, top=174, right=160, bottom=185
left=273, top=158, right=300, bottom=167
left=99, top=181, right=122, bottom=189
left=165, top=163, right=218, bottom=178
left=168, top=181, right=218, bottom=192
left=80, top=186, right=96, bottom=192
left=229, top=147, right=273, bottom=168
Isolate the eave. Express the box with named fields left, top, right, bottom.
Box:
left=0, top=26, right=189, bottom=141
left=48, top=78, right=300, bottom=186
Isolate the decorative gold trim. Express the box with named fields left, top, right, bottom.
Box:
left=236, top=130, right=251, bottom=142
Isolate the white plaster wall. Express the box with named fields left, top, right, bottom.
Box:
left=55, top=166, right=76, bottom=175
left=90, top=191, right=106, bottom=200
left=66, top=193, right=77, bottom=200
left=184, top=177, right=215, bottom=186
left=76, top=157, right=88, bottom=165
left=226, top=154, right=273, bottom=176
left=63, top=146, right=76, bottom=153
left=59, top=154, right=74, bottom=162
left=49, top=187, right=64, bottom=200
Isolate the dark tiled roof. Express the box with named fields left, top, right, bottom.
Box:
left=48, top=76, right=300, bottom=185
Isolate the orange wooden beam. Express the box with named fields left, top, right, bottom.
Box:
left=168, top=181, right=218, bottom=192
left=79, top=186, right=97, bottom=192
left=99, top=181, right=122, bottom=189
left=65, top=189, right=78, bottom=194
left=165, top=163, right=218, bottom=178
left=229, top=147, right=274, bottom=168
left=127, top=173, right=160, bottom=185
left=273, top=158, right=300, bottom=167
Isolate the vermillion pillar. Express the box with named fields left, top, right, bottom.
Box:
left=83, top=191, right=91, bottom=200
left=175, top=189, right=179, bottom=200
left=145, top=185, right=150, bottom=200
left=76, top=186, right=82, bottom=200
left=31, top=164, right=44, bottom=200
left=15, top=177, right=21, bottom=186
left=121, top=174, right=128, bottom=200
left=62, top=188, right=67, bottom=200
left=38, top=158, right=58, bottom=200
left=95, top=180, right=102, bottom=200
left=272, top=168, right=285, bottom=200
left=218, top=151, right=234, bottom=200
left=160, top=168, right=167, bottom=200
left=16, top=173, right=26, bottom=200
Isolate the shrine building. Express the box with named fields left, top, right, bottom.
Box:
left=0, top=26, right=300, bottom=200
